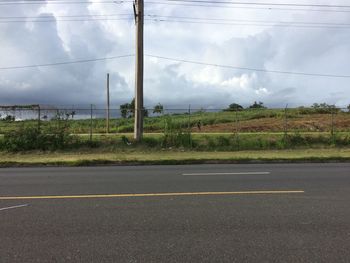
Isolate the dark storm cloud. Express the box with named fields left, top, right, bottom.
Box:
left=1, top=0, right=350, bottom=108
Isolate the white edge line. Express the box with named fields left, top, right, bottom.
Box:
left=0, top=204, right=29, bottom=211
left=182, top=172, right=271, bottom=176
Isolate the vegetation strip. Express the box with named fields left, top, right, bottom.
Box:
left=1, top=105, right=350, bottom=152
left=1, top=154, right=350, bottom=167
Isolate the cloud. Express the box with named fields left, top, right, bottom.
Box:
left=1, top=0, right=350, bottom=109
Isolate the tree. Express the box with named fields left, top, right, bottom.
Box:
left=347, top=104, right=350, bottom=112
left=130, top=98, right=148, bottom=118
left=120, top=102, right=131, bottom=118
left=249, top=101, right=266, bottom=109
left=3, top=115, right=15, bottom=122
left=130, top=98, right=135, bottom=111
left=153, top=103, right=164, bottom=114
left=119, top=98, right=147, bottom=118
left=311, top=103, right=338, bottom=114
left=225, top=103, right=243, bottom=111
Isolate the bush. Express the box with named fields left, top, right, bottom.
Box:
left=142, top=137, right=160, bottom=147
left=0, top=124, right=81, bottom=152
left=162, top=131, right=192, bottom=148
left=249, top=101, right=266, bottom=109
left=216, top=136, right=231, bottom=147
left=162, top=117, right=192, bottom=148
left=224, top=103, right=243, bottom=112
left=247, top=111, right=278, bottom=120
left=311, top=103, right=340, bottom=114
left=297, top=107, right=314, bottom=115
left=282, top=132, right=346, bottom=147
left=296, top=103, right=341, bottom=115
left=0, top=115, right=15, bottom=122
left=1, top=126, right=41, bottom=151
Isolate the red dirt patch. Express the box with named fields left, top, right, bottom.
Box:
left=193, top=114, right=350, bottom=133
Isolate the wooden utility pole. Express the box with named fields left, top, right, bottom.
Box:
left=106, top=73, right=110, bottom=134
left=133, top=0, right=144, bottom=141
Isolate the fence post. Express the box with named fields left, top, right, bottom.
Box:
left=163, top=108, right=166, bottom=135
left=235, top=109, right=240, bottom=150
left=188, top=105, right=192, bottom=148
left=56, top=109, right=60, bottom=130
left=284, top=105, right=288, bottom=140
left=331, top=108, right=335, bottom=139
left=90, top=104, right=93, bottom=142
left=188, top=105, right=191, bottom=130
left=37, top=105, right=41, bottom=132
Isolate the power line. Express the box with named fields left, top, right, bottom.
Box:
left=4, top=0, right=350, bottom=9
left=0, top=0, right=133, bottom=5
left=145, top=54, right=350, bottom=78
left=3, top=53, right=349, bottom=78
left=1, top=13, right=348, bottom=27
left=2, top=15, right=349, bottom=29
left=159, top=0, right=350, bottom=9
left=145, top=19, right=350, bottom=30
left=0, top=13, right=132, bottom=19
left=1, top=13, right=348, bottom=26
left=145, top=1, right=350, bottom=13
left=0, top=54, right=134, bottom=70
left=147, top=14, right=350, bottom=27
left=0, top=18, right=133, bottom=23
left=4, top=0, right=350, bottom=13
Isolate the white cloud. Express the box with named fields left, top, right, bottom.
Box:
left=1, top=0, right=350, bottom=108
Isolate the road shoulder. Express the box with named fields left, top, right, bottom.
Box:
left=1, top=148, right=350, bottom=167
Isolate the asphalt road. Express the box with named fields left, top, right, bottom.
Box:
left=0, top=163, right=350, bottom=262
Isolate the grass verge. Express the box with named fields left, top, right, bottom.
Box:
left=1, top=148, right=350, bottom=167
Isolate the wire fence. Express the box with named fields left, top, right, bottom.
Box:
left=0, top=105, right=350, bottom=140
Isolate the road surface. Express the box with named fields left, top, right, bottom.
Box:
left=0, top=164, right=349, bottom=262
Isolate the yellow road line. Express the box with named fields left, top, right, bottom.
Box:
left=0, top=190, right=304, bottom=200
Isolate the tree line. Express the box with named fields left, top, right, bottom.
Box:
left=118, top=99, right=350, bottom=119
left=119, top=99, right=164, bottom=118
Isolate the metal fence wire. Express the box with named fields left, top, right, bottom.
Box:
left=0, top=105, right=349, bottom=139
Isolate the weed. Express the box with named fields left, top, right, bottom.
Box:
left=162, top=117, right=192, bottom=148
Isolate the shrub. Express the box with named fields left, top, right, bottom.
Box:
left=121, top=135, right=131, bottom=145
left=224, top=103, right=243, bottom=112
left=216, top=136, right=231, bottom=147
left=1, top=126, right=41, bottom=151
left=120, top=98, right=148, bottom=118
left=142, top=137, right=160, bottom=147
left=297, top=106, right=314, bottom=115
left=0, top=123, right=82, bottom=152
left=153, top=103, right=164, bottom=114
left=1, top=115, right=15, bottom=122
left=249, top=101, right=266, bottom=109
left=310, top=103, right=340, bottom=114
left=162, top=117, right=192, bottom=148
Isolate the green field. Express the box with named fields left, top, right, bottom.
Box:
left=0, top=108, right=280, bottom=133
left=1, top=108, right=349, bottom=134
left=1, top=108, right=350, bottom=154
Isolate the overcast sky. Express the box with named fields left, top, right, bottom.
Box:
left=1, top=0, right=350, bottom=109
